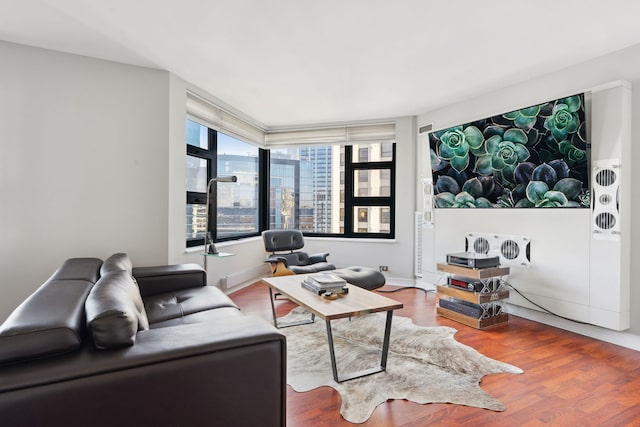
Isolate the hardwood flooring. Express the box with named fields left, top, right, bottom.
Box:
left=230, top=282, right=640, bottom=426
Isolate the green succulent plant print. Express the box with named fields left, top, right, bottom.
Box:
left=429, top=93, right=589, bottom=209
left=544, top=95, right=581, bottom=142
left=485, top=128, right=531, bottom=181
left=434, top=191, right=492, bottom=208
left=525, top=179, right=583, bottom=207
left=437, top=125, right=485, bottom=173
left=503, top=105, right=541, bottom=131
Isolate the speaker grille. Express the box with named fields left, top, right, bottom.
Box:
left=598, top=194, right=612, bottom=205
left=595, top=169, right=616, bottom=186
left=466, top=233, right=530, bottom=267
left=501, top=240, right=520, bottom=260
left=592, top=160, right=621, bottom=240
left=595, top=212, right=616, bottom=230
left=473, top=237, right=490, bottom=254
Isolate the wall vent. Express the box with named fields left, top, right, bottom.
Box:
left=418, top=123, right=433, bottom=134
left=465, top=232, right=531, bottom=267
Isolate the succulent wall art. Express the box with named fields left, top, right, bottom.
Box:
left=429, top=93, right=589, bottom=208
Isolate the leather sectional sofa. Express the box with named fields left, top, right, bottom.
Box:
left=0, top=253, right=286, bottom=426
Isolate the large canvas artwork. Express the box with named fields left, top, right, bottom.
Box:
left=429, top=93, right=589, bottom=208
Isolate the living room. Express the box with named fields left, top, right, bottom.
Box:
left=2, top=1, right=640, bottom=425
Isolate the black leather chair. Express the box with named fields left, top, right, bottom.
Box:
left=262, top=230, right=336, bottom=276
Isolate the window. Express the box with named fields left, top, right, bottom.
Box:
left=268, top=142, right=395, bottom=238
left=358, top=147, right=369, bottom=162
left=186, top=121, right=214, bottom=246
left=354, top=169, right=391, bottom=196
left=381, top=142, right=393, bottom=160
left=186, top=119, right=264, bottom=247
left=185, top=106, right=395, bottom=245
left=347, top=143, right=395, bottom=237
left=269, top=146, right=338, bottom=232
left=357, top=208, right=368, bottom=222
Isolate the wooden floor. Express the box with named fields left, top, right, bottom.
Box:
left=230, top=282, right=640, bottom=426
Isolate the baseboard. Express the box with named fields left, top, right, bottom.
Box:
left=507, top=304, right=640, bottom=351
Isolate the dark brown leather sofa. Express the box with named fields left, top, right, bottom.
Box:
left=0, top=253, right=286, bottom=427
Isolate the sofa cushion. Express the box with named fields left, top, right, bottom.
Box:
left=85, top=270, right=149, bottom=349
left=50, top=257, right=103, bottom=282
left=144, top=286, right=239, bottom=324
left=289, top=262, right=335, bottom=274
left=100, top=253, right=133, bottom=276
left=132, top=264, right=206, bottom=297
left=0, top=279, right=94, bottom=365
left=263, top=229, right=305, bottom=252
left=333, top=266, right=386, bottom=290
left=0, top=257, right=102, bottom=365
left=149, top=306, right=243, bottom=328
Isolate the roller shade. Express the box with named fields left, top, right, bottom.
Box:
left=266, top=123, right=395, bottom=147
left=187, top=92, right=265, bottom=146
left=187, top=91, right=395, bottom=148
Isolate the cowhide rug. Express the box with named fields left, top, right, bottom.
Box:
left=279, top=307, right=523, bottom=424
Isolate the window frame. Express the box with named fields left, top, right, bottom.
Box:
left=341, top=144, right=396, bottom=239
left=186, top=127, right=216, bottom=248
left=186, top=120, right=396, bottom=247
left=268, top=143, right=395, bottom=239
left=186, top=121, right=266, bottom=247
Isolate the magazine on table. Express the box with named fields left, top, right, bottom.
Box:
left=301, top=273, right=348, bottom=295
left=306, top=273, right=346, bottom=288
left=301, top=280, right=348, bottom=295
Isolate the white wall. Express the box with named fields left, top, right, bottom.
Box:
left=417, top=43, right=640, bottom=336
left=0, top=41, right=170, bottom=321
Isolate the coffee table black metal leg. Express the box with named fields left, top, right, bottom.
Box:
left=380, top=310, right=393, bottom=369
left=326, top=320, right=340, bottom=381
left=268, top=286, right=315, bottom=328
left=326, top=310, right=395, bottom=383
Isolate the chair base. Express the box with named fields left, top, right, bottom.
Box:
left=269, top=260, right=296, bottom=277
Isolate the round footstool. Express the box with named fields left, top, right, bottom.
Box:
left=332, top=266, right=386, bottom=291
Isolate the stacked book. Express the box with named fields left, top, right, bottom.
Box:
left=301, top=273, right=348, bottom=295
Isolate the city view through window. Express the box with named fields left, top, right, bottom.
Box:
left=186, top=119, right=394, bottom=244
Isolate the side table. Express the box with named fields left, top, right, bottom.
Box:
left=436, top=263, right=510, bottom=329
left=203, top=252, right=235, bottom=271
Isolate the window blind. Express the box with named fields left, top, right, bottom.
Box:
left=265, top=123, right=396, bottom=147
left=186, top=92, right=265, bottom=146
left=186, top=91, right=395, bottom=148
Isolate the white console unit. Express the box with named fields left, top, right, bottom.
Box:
left=587, top=81, right=631, bottom=330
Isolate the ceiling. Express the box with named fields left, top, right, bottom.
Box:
left=2, top=0, right=640, bottom=128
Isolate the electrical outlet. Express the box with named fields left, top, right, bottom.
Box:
left=379, top=265, right=388, bottom=272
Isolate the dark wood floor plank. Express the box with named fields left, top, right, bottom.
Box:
left=230, top=282, right=640, bottom=426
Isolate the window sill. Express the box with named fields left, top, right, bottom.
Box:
left=304, top=236, right=397, bottom=244
left=184, top=235, right=263, bottom=254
